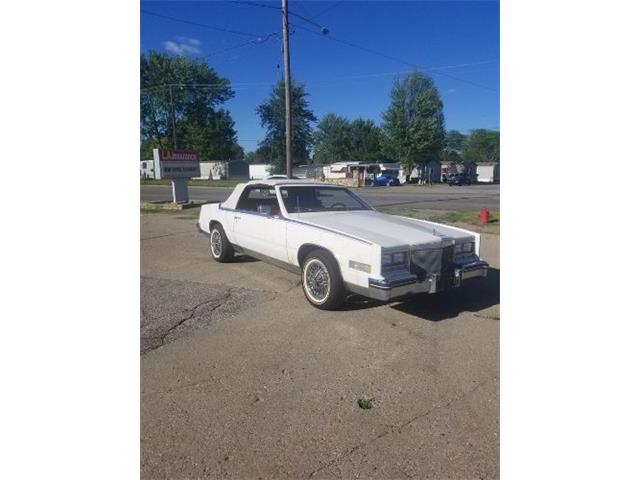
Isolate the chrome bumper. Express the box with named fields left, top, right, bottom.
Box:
left=347, top=259, right=489, bottom=302
left=452, top=259, right=490, bottom=287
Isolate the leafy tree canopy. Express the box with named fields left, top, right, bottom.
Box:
left=244, top=145, right=272, bottom=164
left=444, top=130, right=466, bottom=153
left=381, top=71, right=445, bottom=172
left=348, top=118, right=385, bottom=163
left=140, top=51, right=241, bottom=160
left=313, top=113, right=352, bottom=164
left=257, top=80, right=316, bottom=173
left=313, top=114, right=386, bottom=164
left=463, top=129, right=500, bottom=163
left=440, top=149, right=463, bottom=165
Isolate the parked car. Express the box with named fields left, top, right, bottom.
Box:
left=447, top=173, right=472, bottom=186
left=198, top=180, right=488, bottom=310
left=372, top=174, right=400, bottom=186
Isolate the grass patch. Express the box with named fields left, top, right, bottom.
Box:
left=140, top=207, right=201, bottom=220
left=141, top=178, right=242, bottom=188
left=377, top=206, right=500, bottom=234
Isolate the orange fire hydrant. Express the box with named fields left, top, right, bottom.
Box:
left=479, top=208, right=491, bottom=224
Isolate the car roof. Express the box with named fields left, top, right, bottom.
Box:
left=246, top=179, right=340, bottom=187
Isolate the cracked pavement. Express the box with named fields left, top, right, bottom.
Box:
left=140, top=278, right=271, bottom=354
left=140, top=213, right=500, bottom=479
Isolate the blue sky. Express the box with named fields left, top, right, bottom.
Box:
left=141, top=1, right=499, bottom=153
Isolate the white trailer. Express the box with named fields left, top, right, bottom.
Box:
left=249, top=164, right=272, bottom=180
left=476, top=163, right=500, bottom=183
left=140, top=160, right=155, bottom=179
left=197, top=161, right=228, bottom=180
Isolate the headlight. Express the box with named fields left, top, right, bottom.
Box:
left=455, top=242, right=475, bottom=254
left=382, top=250, right=408, bottom=270
left=392, top=252, right=407, bottom=264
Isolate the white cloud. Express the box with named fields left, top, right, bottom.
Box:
left=163, top=37, right=201, bottom=56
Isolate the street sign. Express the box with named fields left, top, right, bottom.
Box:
left=152, top=149, right=201, bottom=180
left=152, top=148, right=201, bottom=203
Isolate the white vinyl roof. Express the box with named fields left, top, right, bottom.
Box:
left=246, top=179, right=336, bottom=187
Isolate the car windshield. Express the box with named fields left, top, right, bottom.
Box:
left=279, top=186, right=370, bottom=213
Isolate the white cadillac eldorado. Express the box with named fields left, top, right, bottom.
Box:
left=197, top=180, right=489, bottom=310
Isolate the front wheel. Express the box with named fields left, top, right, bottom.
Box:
left=301, top=249, right=346, bottom=310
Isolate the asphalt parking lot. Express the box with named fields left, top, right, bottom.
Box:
left=140, top=183, right=500, bottom=212
left=141, top=213, right=500, bottom=479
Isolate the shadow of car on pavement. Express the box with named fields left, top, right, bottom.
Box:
left=341, top=267, right=500, bottom=322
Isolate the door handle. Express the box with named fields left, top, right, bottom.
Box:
left=234, top=216, right=241, bottom=220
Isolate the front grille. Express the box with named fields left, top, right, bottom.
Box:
left=410, top=248, right=441, bottom=281
left=439, top=245, right=455, bottom=290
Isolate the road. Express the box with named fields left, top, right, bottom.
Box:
left=140, top=213, right=500, bottom=479
left=141, top=183, right=500, bottom=211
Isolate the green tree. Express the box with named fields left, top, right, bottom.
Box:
left=312, top=113, right=352, bottom=164
left=440, top=129, right=466, bottom=166
left=381, top=71, right=445, bottom=173
left=313, top=115, right=384, bottom=164
left=230, top=142, right=245, bottom=161
left=256, top=80, right=316, bottom=173
left=140, top=51, right=239, bottom=160
left=441, top=149, right=463, bottom=164
left=245, top=151, right=258, bottom=163
left=463, top=129, right=500, bottom=163
left=245, top=145, right=272, bottom=164
left=140, top=137, right=170, bottom=159
left=444, top=130, right=466, bottom=153
left=348, top=118, right=385, bottom=162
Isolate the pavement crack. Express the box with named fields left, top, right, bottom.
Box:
left=307, top=376, right=494, bottom=479
left=141, top=232, right=190, bottom=242
left=141, top=290, right=232, bottom=355
left=395, top=376, right=493, bottom=433
left=167, top=292, right=230, bottom=336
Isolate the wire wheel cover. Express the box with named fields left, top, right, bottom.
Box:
left=304, top=259, right=331, bottom=303
left=211, top=230, right=222, bottom=257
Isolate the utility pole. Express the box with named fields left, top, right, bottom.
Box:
left=281, top=0, right=293, bottom=178
left=169, top=84, right=177, bottom=149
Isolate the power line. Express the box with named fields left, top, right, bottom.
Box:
left=230, top=1, right=328, bottom=31
left=226, top=0, right=495, bottom=92
left=141, top=9, right=263, bottom=38
left=309, top=1, right=344, bottom=19
left=142, top=8, right=279, bottom=61
left=297, top=0, right=314, bottom=19
left=229, top=1, right=279, bottom=10
left=141, top=59, right=497, bottom=91
left=292, top=22, right=498, bottom=92
left=200, top=32, right=279, bottom=59
left=142, top=4, right=496, bottom=92
left=231, top=0, right=343, bottom=21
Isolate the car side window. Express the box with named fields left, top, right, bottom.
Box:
left=236, top=187, right=281, bottom=216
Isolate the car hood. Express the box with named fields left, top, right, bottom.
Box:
left=290, top=210, right=475, bottom=248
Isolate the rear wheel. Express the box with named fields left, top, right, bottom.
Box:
left=301, top=249, right=346, bottom=310
left=209, top=223, right=234, bottom=262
